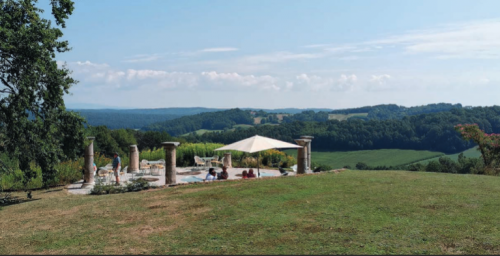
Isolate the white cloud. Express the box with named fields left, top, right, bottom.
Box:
left=240, top=51, right=324, bottom=64
left=367, top=19, right=500, bottom=59
left=201, top=71, right=279, bottom=91
left=201, top=47, right=239, bottom=52
left=338, top=74, right=358, bottom=84
left=123, top=54, right=161, bottom=63
left=302, top=44, right=332, bottom=48
left=370, top=74, right=391, bottom=85
left=295, top=74, right=357, bottom=92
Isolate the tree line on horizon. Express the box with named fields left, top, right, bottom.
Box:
left=188, top=106, right=500, bottom=154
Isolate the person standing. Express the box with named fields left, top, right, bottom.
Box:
left=112, top=152, right=121, bottom=185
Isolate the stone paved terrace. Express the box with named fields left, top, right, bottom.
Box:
left=67, top=167, right=302, bottom=195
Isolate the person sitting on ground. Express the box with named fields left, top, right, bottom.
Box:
left=205, top=168, right=217, bottom=181
left=219, top=166, right=229, bottom=180
left=247, top=168, right=256, bottom=178
left=242, top=170, right=248, bottom=179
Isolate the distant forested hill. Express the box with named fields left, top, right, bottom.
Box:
left=71, top=107, right=225, bottom=129
left=330, top=103, right=463, bottom=120
left=72, top=103, right=466, bottom=130
left=241, top=108, right=334, bottom=114
left=193, top=106, right=500, bottom=154
left=280, top=103, right=463, bottom=123
left=142, top=108, right=254, bottom=136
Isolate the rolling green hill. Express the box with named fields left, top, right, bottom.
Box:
left=416, top=147, right=482, bottom=164
left=284, top=149, right=445, bottom=168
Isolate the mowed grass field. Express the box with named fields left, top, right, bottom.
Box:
left=284, top=149, right=445, bottom=168
left=2, top=171, right=500, bottom=254
left=416, top=147, right=482, bottom=164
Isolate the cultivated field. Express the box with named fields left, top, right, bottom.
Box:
left=180, top=129, right=223, bottom=136
left=328, top=113, right=368, bottom=121
left=181, top=124, right=254, bottom=136
left=416, top=147, right=482, bottom=164
left=2, top=171, right=500, bottom=254
left=284, top=149, right=445, bottom=168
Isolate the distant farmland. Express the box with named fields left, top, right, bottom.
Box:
left=416, top=147, right=481, bottom=164
left=181, top=124, right=254, bottom=136
left=283, top=149, right=445, bottom=169
left=328, top=113, right=368, bottom=121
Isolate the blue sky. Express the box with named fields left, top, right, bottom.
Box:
left=41, top=0, right=500, bottom=109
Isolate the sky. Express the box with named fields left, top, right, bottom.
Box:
left=39, top=0, right=500, bottom=109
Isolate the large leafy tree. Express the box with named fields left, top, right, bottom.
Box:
left=0, top=0, right=85, bottom=188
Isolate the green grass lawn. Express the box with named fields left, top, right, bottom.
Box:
left=416, top=147, right=482, bottom=164
left=2, top=171, right=500, bottom=254
left=284, top=149, right=445, bottom=168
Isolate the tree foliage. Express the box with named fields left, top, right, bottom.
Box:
left=143, top=108, right=254, bottom=136
left=0, top=0, right=85, bottom=188
left=195, top=106, right=500, bottom=154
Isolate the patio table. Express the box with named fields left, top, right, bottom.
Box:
left=200, top=157, right=215, bottom=167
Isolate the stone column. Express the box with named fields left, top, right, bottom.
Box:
left=294, top=139, right=310, bottom=174
left=128, top=145, right=139, bottom=173
left=162, top=142, right=180, bottom=185
left=223, top=152, right=232, bottom=168
left=82, top=137, right=95, bottom=188
left=300, top=135, right=314, bottom=170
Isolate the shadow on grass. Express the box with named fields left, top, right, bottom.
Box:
left=42, top=189, right=63, bottom=193
left=0, top=196, right=41, bottom=207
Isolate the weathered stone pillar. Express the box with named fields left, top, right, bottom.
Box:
left=162, top=142, right=180, bottom=185
left=223, top=152, right=232, bottom=168
left=82, top=137, right=95, bottom=188
left=294, top=139, right=310, bottom=174
left=300, top=135, right=314, bottom=170
left=128, top=145, right=139, bottom=173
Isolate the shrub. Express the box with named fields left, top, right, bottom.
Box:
left=408, top=163, right=425, bottom=172
left=311, top=162, right=333, bottom=172
left=425, top=160, right=442, bottom=173
left=356, top=162, right=368, bottom=170
left=90, top=178, right=152, bottom=195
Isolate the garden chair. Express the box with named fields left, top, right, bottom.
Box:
left=120, top=166, right=128, bottom=180
left=210, top=155, right=219, bottom=166
left=139, top=161, right=150, bottom=176
left=194, top=156, right=206, bottom=169
left=291, top=165, right=297, bottom=172
left=211, top=156, right=224, bottom=167
left=95, top=168, right=108, bottom=185
left=96, top=168, right=110, bottom=184
left=151, top=165, right=161, bottom=176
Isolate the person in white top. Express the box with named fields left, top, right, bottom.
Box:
left=205, top=168, right=217, bottom=181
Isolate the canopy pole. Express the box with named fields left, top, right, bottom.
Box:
left=257, top=152, right=260, bottom=178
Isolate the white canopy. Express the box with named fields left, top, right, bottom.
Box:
left=215, top=135, right=302, bottom=153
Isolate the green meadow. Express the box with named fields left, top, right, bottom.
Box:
left=416, top=147, right=482, bottom=164
left=284, top=149, right=445, bottom=168
left=328, top=113, right=368, bottom=121
left=2, top=170, right=500, bottom=254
